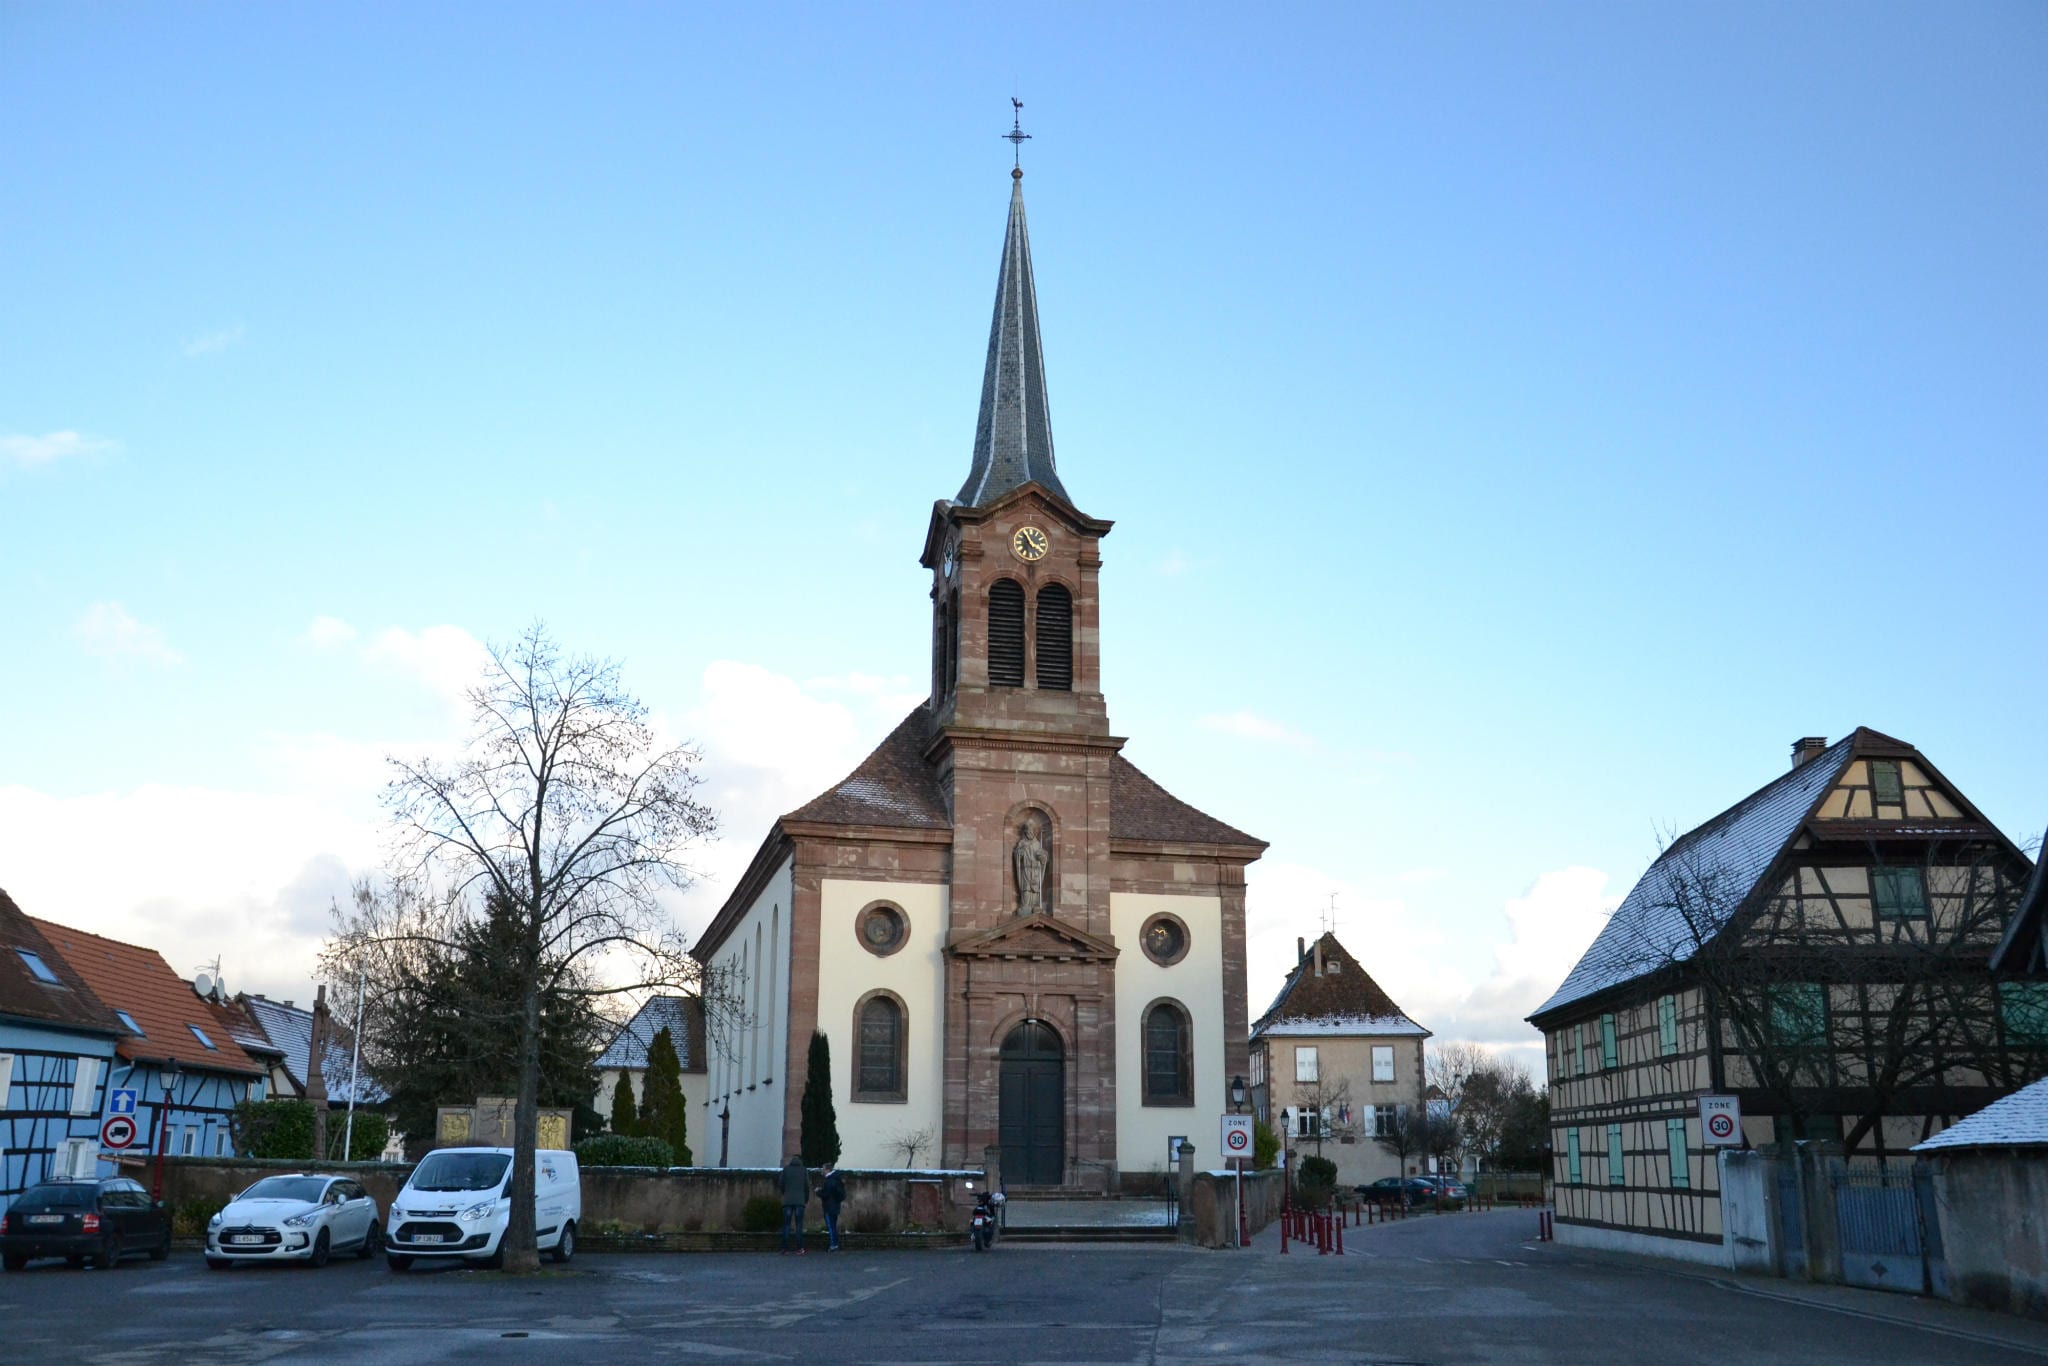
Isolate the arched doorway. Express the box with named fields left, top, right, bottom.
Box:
left=999, top=1020, right=1065, bottom=1185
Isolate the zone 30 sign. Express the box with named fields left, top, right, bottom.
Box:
left=1698, top=1095, right=1742, bottom=1146
left=1220, top=1114, right=1254, bottom=1160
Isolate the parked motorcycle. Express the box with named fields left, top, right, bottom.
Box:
left=970, top=1195, right=1000, bottom=1251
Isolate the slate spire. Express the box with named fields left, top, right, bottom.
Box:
left=957, top=169, right=1071, bottom=508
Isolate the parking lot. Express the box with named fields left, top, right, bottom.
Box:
left=4, top=1212, right=2045, bottom=1366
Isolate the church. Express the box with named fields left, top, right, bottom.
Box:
left=689, top=162, right=1266, bottom=1191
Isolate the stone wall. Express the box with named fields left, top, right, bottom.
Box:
left=151, top=1157, right=986, bottom=1237
left=1924, top=1149, right=2048, bottom=1320
left=1186, top=1169, right=1284, bottom=1249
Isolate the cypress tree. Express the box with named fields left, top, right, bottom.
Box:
left=800, top=1030, right=841, bottom=1166
left=609, top=1070, right=639, bottom=1137
left=639, top=1026, right=692, bottom=1165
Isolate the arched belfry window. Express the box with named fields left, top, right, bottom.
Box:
left=1036, top=584, right=1072, bottom=691
left=1142, top=1000, right=1193, bottom=1106
left=854, top=991, right=907, bottom=1103
left=988, top=579, right=1026, bottom=688
left=948, top=588, right=960, bottom=693
left=932, top=599, right=949, bottom=701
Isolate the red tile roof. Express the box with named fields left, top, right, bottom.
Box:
left=0, top=888, right=122, bottom=1036
left=29, top=917, right=265, bottom=1076
left=1253, top=932, right=1425, bottom=1036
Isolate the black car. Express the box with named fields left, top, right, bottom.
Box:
left=0, top=1178, right=173, bottom=1270
left=1357, top=1176, right=1455, bottom=1207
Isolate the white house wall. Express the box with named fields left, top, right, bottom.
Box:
left=817, top=878, right=949, bottom=1167
left=1110, top=892, right=1223, bottom=1178
left=704, top=855, right=792, bottom=1167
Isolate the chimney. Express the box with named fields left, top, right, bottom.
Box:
left=1313, top=940, right=1325, bottom=977
left=1790, top=736, right=1828, bottom=769
left=1297, top=936, right=1306, bottom=964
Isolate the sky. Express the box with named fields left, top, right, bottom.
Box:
left=4, top=4, right=2045, bottom=1077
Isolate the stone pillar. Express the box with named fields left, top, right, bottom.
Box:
left=307, top=985, right=330, bottom=1161
left=1176, top=1141, right=1199, bottom=1244
left=983, top=1143, right=1002, bottom=1194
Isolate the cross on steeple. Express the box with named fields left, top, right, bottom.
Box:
left=1003, top=97, right=1031, bottom=174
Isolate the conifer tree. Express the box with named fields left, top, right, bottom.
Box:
left=639, top=1026, right=691, bottom=1165
left=800, top=1030, right=841, bottom=1166
left=609, top=1070, right=639, bottom=1137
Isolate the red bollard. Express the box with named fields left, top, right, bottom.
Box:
left=1280, top=1209, right=1289, bottom=1254
left=1335, top=1216, right=1344, bottom=1255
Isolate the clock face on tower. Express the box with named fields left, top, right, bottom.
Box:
left=1011, top=526, right=1049, bottom=562
left=941, top=533, right=959, bottom=579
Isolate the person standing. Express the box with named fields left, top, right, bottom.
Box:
left=819, top=1162, right=846, bottom=1251
left=778, top=1154, right=811, bottom=1254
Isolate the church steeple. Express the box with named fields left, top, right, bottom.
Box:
left=956, top=169, right=1071, bottom=508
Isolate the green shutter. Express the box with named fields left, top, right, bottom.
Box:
left=1567, top=1129, right=1581, bottom=1183
left=1870, top=759, right=1903, bottom=805
left=1574, top=1024, right=1585, bottom=1076
left=1606, top=1124, right=1624, bottom=1185
left=1872, top=867, right=1928, bottom=920
left=1658, top=996, right=1678, bottom=1056
left=1666, top=1118, right=1689, bottom=1189
left=2000, top=982, right=2048, bottom=1045
left=1600, top=1013, right=1618, bottom=1068
left=1769, top=984, right=1827, bottom=1046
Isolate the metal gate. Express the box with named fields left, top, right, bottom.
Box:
left=1832, top=1166, right=1930, bottom=1295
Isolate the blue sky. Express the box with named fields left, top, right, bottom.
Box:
left=4, top=4, right=2044, bottom=1066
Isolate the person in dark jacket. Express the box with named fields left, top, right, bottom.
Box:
left=778, top=1155, right=811, bottom=1254
left=818, top=1162, right=846, bottom=1251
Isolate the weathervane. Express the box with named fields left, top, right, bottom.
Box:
left=1003, top=96, right=1031, bottom=174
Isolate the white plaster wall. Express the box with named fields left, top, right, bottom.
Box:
left=704, top=856, right=792, bottom=1167
left=1556, top=1218, right=1732, bottom=1268
left=816, top=878, right=949, bottom=1167
left=1110, top=892, right=1224, bottom=1179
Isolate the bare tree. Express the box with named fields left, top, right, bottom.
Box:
left=330, top=624, right=717, bottom=1271
left=1425, top=1041, right=1491, bottom=1106
left=889, top=1127, right=934, bottom=1169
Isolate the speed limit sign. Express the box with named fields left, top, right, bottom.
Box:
left=1220, top=1114, right=1254, bottom=1158
left=100, top=1114, right=139, bottom=1150
left=1699, top=1095, right=1741, bottom=1146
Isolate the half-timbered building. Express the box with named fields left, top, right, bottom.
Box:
left=1528, top=729, right=2046, bottom=1262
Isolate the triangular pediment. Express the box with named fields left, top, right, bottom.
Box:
left=948, top=913, right=1118, bottom=962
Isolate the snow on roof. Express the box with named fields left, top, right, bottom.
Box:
left=1254, top=1014, right=1430, bottom=1039
left=241, top=994, right=388, bottom=1105
left=1529, top=737, right=1855, bottom=1020
left=1913, top=1075, right=2048, bottom=1152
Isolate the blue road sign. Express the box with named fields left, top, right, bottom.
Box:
left=108, top=1087, right=138, bottom=1117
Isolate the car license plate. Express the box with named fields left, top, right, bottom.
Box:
left=230, top=1235, right=265, bottom=1245
left=27, top=1214, right=62, bottom=1225
left=412, top=1234, right=444, bottom=1244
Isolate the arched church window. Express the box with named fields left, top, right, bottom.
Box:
left=854, top=991, right=907, bottom=1103
left=988, top=579, right=1025, bottom=687
left=1142, top=1000, right=1193, bottom=1106
left=1036, top=584, right=1072, bottom=691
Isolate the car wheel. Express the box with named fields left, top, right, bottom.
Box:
left=549, top=1222, right=575, bottom=1265
left=206, top=1257, right=232, bottom=1270
left=308, top=1229, right=330, bottom=1269
left=385, top=1253, right=413, bottom=1272
left=357, top=1222, right=381, bottom=1259
left=477, top=1243, right=505, bottom=1271
left=2, top=1253, right=27, bottom=1272
left=94, top=1235, right=122, bottom=1271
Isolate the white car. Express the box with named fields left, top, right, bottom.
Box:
left=386, top=1147, right=580, bottom=1269
left=205, top=1174, right=382, bottom=1268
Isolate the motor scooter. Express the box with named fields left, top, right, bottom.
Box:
left=970, top=1194, right=1001, bottom=1251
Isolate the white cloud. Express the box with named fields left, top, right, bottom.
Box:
left=2, top=430, right=117, bottom=470
left=181, top=324, right=245, bottom=357
left=301, top=615, right=359, bottom=649
left=73, top=601, right=184, bottom=667
left=1157, top=549, right=1192, bottom=577
left=363, top=623, right=492, bottom=711
left=1199, top=709, right=1314, bottom=752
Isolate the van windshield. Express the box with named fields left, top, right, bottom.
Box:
left=409, top=1152, right=511, bottom=1193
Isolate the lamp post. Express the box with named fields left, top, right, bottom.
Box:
left=1229, top=1074, right=1248, bottom=1248
left=151, top=1061, right=180, bottom=1201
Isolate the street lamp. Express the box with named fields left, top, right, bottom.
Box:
left=1228, top=1074, right=1250, bottom=1248
left=151, top=1061, right=180, bottom=1201
left=1230, top=1075, right=1247, bottom=1112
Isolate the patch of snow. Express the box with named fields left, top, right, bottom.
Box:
left=1912, top=1076, right=2048, bottom=1151
left=1255, top=1014, right=1428, bottom=1038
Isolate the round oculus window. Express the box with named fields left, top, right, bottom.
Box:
left=1141, top=914, right=1189, bottom=966
left=857, top=904, right=907, bottom=956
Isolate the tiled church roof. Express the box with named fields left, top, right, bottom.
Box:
left=1252, top=932, right=1428, bottom=1038
left=785, top=709, right=951, bottom=829
left=956, top=174, right=1070, bottom=509
left=783, top=707, right=1263, bottom=851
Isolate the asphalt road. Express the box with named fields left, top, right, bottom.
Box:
left=3, top=1211, right=2043, bottom=1366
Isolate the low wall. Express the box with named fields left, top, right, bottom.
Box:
left=149, top=1157, right=986, bottom=1238
left=1555, top=1219, right=1730, bottom=1268
left=1186, top=1169, right=1284, bottom=1249
left=1925, top=1150, right=2048, bottom=1321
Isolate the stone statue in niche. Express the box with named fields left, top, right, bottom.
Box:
left=1013, top=815, right=1050, bottom=916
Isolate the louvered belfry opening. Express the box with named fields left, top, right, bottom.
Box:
left=988, top=579, right=1026, bottom=687
left=1036, top=583, right=1073, bottom=691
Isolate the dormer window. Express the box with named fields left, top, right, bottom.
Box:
left=116, top=1011, right=145, bottom=1036
left=15, top=948, right=62, bottom=985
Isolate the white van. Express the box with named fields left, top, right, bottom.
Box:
left=385, top=1147, right=580, bottom=1269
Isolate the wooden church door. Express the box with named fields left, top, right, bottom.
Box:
left=999, top=1020, right=1065, bottom=1186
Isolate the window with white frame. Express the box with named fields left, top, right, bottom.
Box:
left=70, top=1057, right=100, bottom=1116
left=181, top=1125, right=199, bottom=1155
left=1289, top=1106, right=1322, bottom=1139
left=1371, top=1045, right=1395, bottom=1082
left=0, top=1053, right=14, bottom=1111
left=57, top=1136, right=96, bottom=1179
left=215, top=1127, right=231, bottom=1156
left=1294, top=1046, right=1319, bottom=1083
